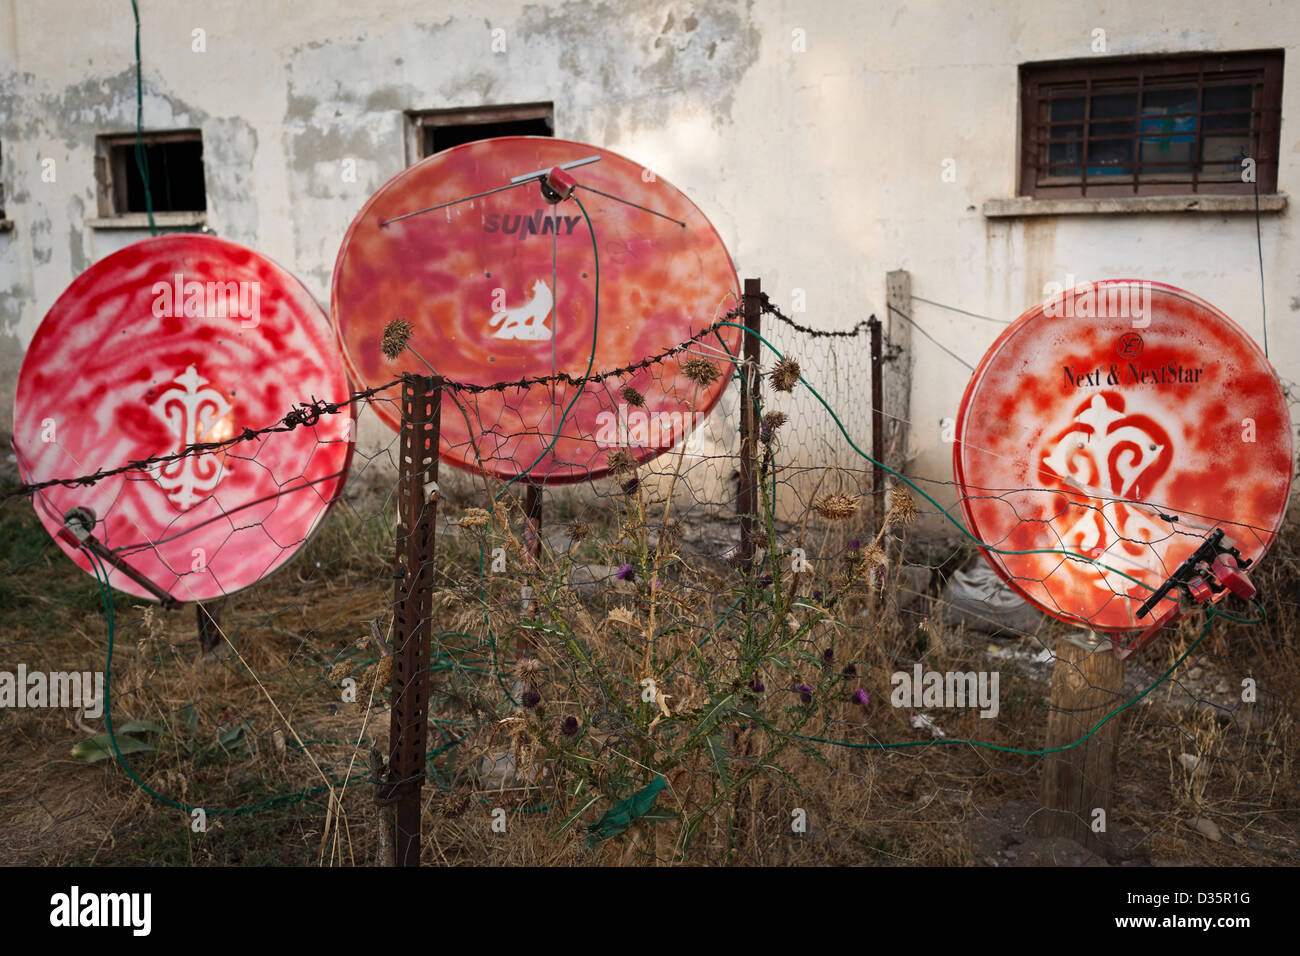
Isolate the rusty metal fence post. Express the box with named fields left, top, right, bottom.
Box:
left=868, top=316, right=885, bottom=530
left=196, top=600, right=224, bottom=655
left=518, top=481, right=543, bottom=659
left=382, top=373, right=441, bottom=866
left=737, top=279, right=762, bottom=570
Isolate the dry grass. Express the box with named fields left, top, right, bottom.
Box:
left=1, top=457, right=1297, bottom=867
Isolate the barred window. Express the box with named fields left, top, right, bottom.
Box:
left=1019, top=51, right=1282, bottom=198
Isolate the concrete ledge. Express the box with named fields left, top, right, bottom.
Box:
left=86, top=212, right=207, bottom=229
left=983, top=193, right=1288, bottom=218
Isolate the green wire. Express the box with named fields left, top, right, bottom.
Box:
left=129, top=0, right=157, bottom=236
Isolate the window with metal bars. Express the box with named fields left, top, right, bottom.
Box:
left=1019, top=51, right=1282, bottom=198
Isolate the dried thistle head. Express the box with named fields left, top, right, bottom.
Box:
left=769, top=357, right=801, bottom=392
left=458, top=507, right=491, bottom=531
left=435, top=792, right=473, bottom=817
left=760, top=410, right=788, bottom=443
left=887, top=485, right=919, bottom=527
left=682, top=357, right=721, bottom=386
left=813, top=492, right=859, bottom=521
left=566, top=520, right=589, bottom=542
left=514, top=657, right=543, bottom=684
left=369, top=655, right=393, bottom=693
left=328, top=660, right=353, bottom=682
left=621, top=385, right=646, bottom=407
left=381, top=318, right=414, bottom=361
left=860, top=542, right=887, bottom=572
left=607, top=449, right=636, bottom=474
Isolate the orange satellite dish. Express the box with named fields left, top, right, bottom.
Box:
left=331, top=137, right=741, bottom=483
left=954, top=280, right=1291, bottom=641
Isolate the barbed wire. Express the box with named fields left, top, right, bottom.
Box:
left=1, top=308, right=754, bottom=504
left=1, top=376, right=401, bottom=502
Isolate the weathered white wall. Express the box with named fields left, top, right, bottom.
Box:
left=2, top=0, right=1297, bottom=513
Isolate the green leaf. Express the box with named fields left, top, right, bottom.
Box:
left=551, top=792, right=604, bottom=841
left=705, top=734, right=731, bottom=790
left=217, top=721, right=249, bottom=749
left=178, top=703, right=198, bottom=739
left=72, top=733, right=156, bottom=763
left=687, top=693, right=737, bottom=744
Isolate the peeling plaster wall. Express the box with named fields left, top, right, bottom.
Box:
left=2, top=0, right=1297, bottom=509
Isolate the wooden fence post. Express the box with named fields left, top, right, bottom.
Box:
left=883, top=270, right=913, bottom=475
left=1037, top=631, right=1126, bottom=857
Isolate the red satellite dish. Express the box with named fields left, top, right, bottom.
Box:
left=954, top=280, right=1292, bottom=633
left=13, top=234, right=354, bottom=603
left=331, top=137, right=741, bottom=483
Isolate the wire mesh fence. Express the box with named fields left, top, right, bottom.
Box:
left=1, top=293, right=1296, bottom=867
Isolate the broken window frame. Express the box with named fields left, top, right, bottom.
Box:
left=404, top=102, right=555, bottom=164
left=94, top=129, right=207, bottom=218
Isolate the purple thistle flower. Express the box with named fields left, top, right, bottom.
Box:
left=852, top=688, right=870, bottom=708
left=760, top=573, right=773, bottom=587
left=622, top=476, right=639, bottom=495
left=750, top=678, right=765, bottom=694
left=822, top=648, right=834, bottom=663
left=797, top=683, right=814, bottom=704
left=616, top=563, right=634, bottom=581
left=561, top=716, right=579, bottom=736
left=847, top=537, right=861, bottom=551
left=523, top=690, right=541, bottom=708
left=812, top=589, right=823, bottom=602
left=842, top=663, right=857, bottom=676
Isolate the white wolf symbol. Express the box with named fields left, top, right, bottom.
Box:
left=489, top=279, right=553, bottom=341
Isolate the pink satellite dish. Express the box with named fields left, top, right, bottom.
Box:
left=331, top=136, right=741, bottom=483
left=13, top=234, right=354, bottom=603
left=954, top=280, right=1292, bottom=638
